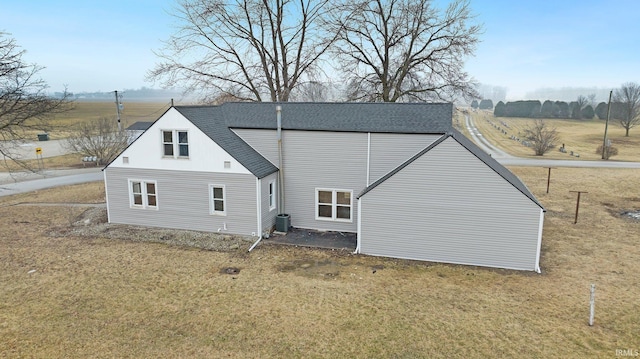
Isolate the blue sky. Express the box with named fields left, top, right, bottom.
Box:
left=2, top=0, right=638, bottom=100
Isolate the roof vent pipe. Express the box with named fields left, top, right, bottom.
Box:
left=276, top=105, right=285, bottom=215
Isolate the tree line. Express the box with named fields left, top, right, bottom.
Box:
left=489, top=83, right=640, bottom=136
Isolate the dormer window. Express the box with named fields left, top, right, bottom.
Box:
left=162, top=130, right=189, bottom=158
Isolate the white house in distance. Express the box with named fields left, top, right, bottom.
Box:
left=103, top=102, right=545, bottom=272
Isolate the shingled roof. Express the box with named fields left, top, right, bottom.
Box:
left=358, top=129, right=544, bottom=210
left=174, top=102, right=453, bottom=178
left=219, top=102, right=453, bottom=133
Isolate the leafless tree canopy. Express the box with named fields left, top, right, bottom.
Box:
left=332, top=0, right=481, bottom=102
left=523, top=119, right=559, bottom=156
left=0, top=33, right=71, bottom=166
left=148, top=0, right=336, bottom=103
left=64, top=117, right=131, bottom=166
left=613, top=82, right=640, bottom=137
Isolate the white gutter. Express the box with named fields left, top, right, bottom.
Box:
left=534, top=208, right=544, bottom=273
left=249, top=178, right=263, bottom=252
left=354, top=197, right=362, bottom=254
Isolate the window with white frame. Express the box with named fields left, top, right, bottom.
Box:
left=268, top=180, right=276, bottom=211
left=162, top=130, right=189, bottom=158
left=316, top=189, right=352, bottom=222
left=129, top=180, right=158, bottom=209
left=178, top=131, right=189, bottom=157
left=209, top=185, right=226, bottom=215
left=162, top=131, right=173, bottom=156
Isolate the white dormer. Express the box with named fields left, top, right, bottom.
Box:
left=109, top=108, right=251, bottom=174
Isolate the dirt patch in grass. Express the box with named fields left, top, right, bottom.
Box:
left=1, top=168, right=640, bottom=358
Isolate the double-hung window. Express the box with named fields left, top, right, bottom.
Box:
left=316, top=189, right=352, bottom=222
left=129, top=180, right=158, bottom=209
left=268, top=180, right=276, bottom=211
left=162, top=131, right=174, bottom=156
left=178, top=131, right=189, bottom=157
left=209, top=185, right=226, bottom=215
left=162, top=130, right=189, bottom=158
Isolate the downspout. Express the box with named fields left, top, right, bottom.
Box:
left=534, top=208, right=544, bottom=273
left=366, top=132, right=371, bottom=186
left=103, top=169, right=111, bottom=223
left=355, top=197, right=362, bottom=254
left=249, top=178, right=263, bottom=252
left=277, top=105, right=285, bottom=214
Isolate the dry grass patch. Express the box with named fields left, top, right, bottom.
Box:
left=1, top=169, right=639, bottom=357
left=470, top=110, right=640, bottom=161
left=0, top=153, right=89, bottom=173
left=51, top=101, right=169, bottom=131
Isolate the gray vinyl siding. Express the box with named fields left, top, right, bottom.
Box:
left=105, top=167, right=258, bottom=235
left=359, top=137, right=542, bottom=271
left=282, top=131, right=368, bottom=232
left=261, top=171, right=279, bottom=233
left=232, top=128, right=278, bottom=166
left=368, top=133, right=441, bottom=184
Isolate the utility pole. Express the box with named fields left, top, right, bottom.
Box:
left=601, top=90, right=612, bottom=159
left=114, top=90, right=122, bottom=132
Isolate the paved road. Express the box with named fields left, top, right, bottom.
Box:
left=464, top=113, right=640, bottom=169
left=0, top=168, right=103, bottom=197
left=464, top=113, right=513, bottom=159
left=7, top=139, right=67, bottom=159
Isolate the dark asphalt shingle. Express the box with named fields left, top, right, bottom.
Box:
left=175, top=102, right=453, bottom=178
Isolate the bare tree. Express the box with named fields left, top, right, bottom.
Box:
left=148, top=0, right=337, bottom=103
left=64, top=117, right=130, bottom=166
left=290, top=80, right=334, bottom=101
left=523, top=119, right=560, bottom=156
left=331, top=0, right=481, bottom=102
left=613, top=82, right=640, bottom=137
left=572, top=95, right=589, bottom=119
left=0, top=32, right=71, bottom=169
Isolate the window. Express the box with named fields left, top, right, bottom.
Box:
left=316, top=189, right=352, bottom=222
left=209, top=185, right=226, bottom=215
left=224, top=161, right=231, bottom=169
left=178, top=131, right=189, bottom=157
left=268, top=180, right=276, bottom=211
left=162, top=130, right=189, bottom=158
left=129, top=180, right=157, bottom=209
left=162, top=131, right=173, bottom=156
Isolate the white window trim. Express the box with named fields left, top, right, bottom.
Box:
left=162, top=130, right=174, bottom=157
left=209, top=184, right=227, bottom=216
left=177, top=130, right=189, bottom=158
left=268, top=180, right=276, bottom=211
left=315, top=188, right=353, bottom=223
left=161, top=129, right=190, bottom=159
left=128, top=179, right=158, bottom=210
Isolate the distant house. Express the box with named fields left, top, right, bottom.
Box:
left=125, top=121, right=153, bottom=143
left=103, top=103, right=545, bottom=272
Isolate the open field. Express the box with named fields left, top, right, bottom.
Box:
left=1, top=168, right=639, bottom=358
left=467, top=110, right=640, bottom=162
left=33, top=101, right=171, bottom=140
